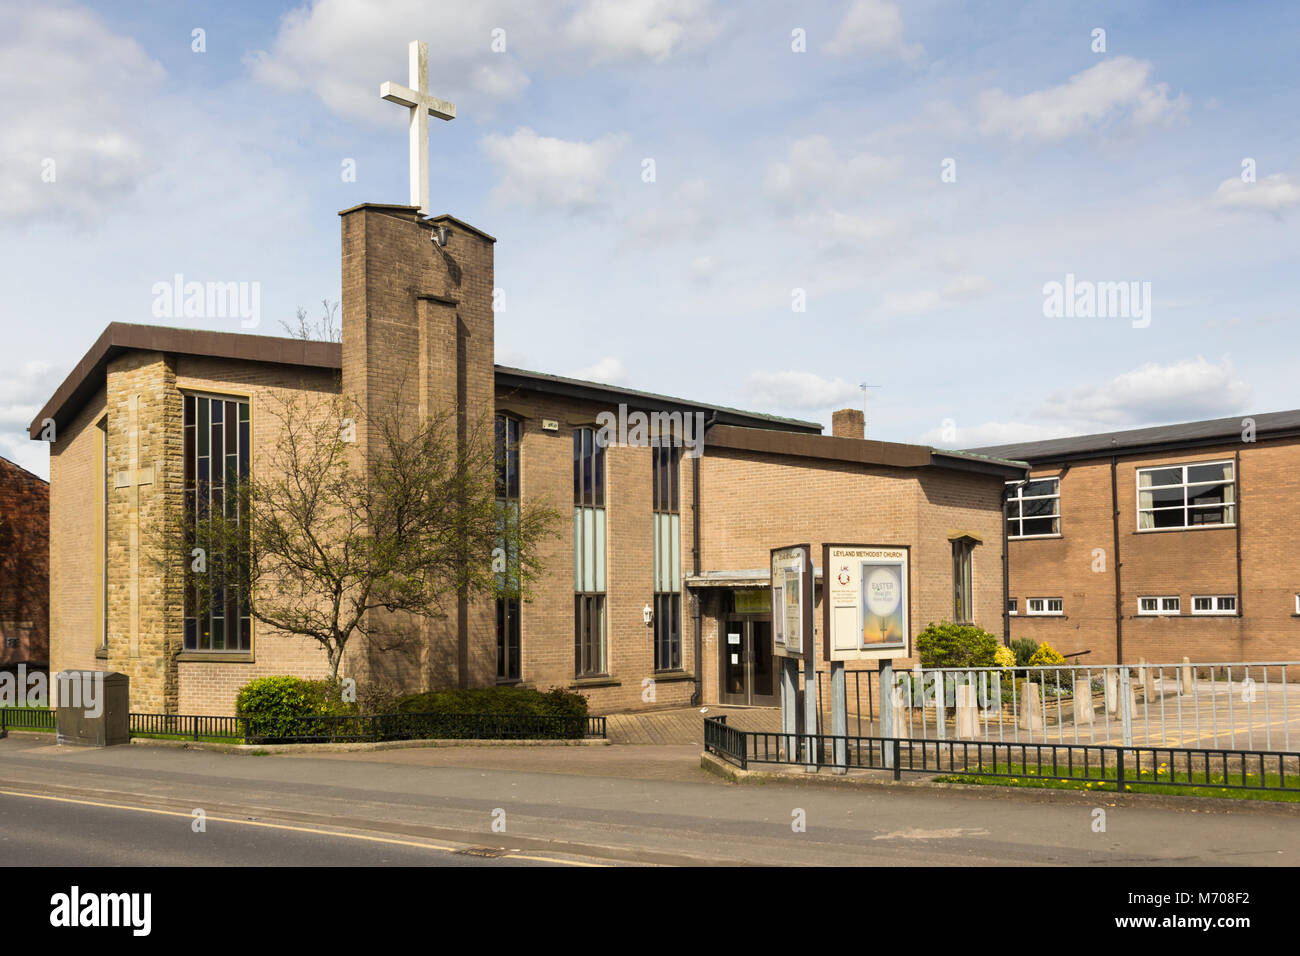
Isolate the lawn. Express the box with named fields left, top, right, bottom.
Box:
left=934, top=761, right=1300, bottom=802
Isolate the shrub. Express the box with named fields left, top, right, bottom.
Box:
left=396, top=685, right=588, bottom=719
left=235, top=676, right=335, bottom=739
left=394, top=686, right=590, bottom=739
left=915, top=622, right=998, bottom=669
left=1028, top=642, right=1067, bottom=667
left=993, top=645, right=1016, bottom=668
left=1010, top=638, right=1039, bottom=667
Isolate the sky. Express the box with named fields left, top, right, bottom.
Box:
left=1, top=0, right=1298, bottom=480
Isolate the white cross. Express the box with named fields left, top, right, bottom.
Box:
left=381, top=40, right=455, bottom=216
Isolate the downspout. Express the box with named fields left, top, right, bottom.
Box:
left=1234, top=448, right=1243, bottom=625
left=1111, top=456, right=1123, bottom=664
left=689, top=412, right=717, bottom=707
left=1001, top=482, right=1012, bottom=646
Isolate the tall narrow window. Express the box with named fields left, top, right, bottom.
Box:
left=952, top=537, right=974, bottom=624
left=574, top=427, right=607, bottom=677
left=652, top=443, right=682, bottom=671
left=183, top=394, right=251, bottom=652
left=495, top=414, right=521, bottom=682
left=97, top=417, right=108, bottom=651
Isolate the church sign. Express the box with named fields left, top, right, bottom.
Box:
left=770, top=544, right=812, bottom=658
left=822, top=544, right=910, bottom=661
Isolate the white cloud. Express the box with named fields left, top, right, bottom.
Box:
left=883, top=275, right=991, bottom=315
left=568, top=356, right=628, bottom=385
left=1036, top=356, right=1251, bottom=427
left=689, top=255, right=721, bottom=282
left=742, top=371, right=862, bottom=411
left=0, top=4, right=163, bottom=221
left=481, top=127, right=628, bottom=211
left=792, top=210, right=898, bottom=244
left=565, top=0, right=722, bottom=64
left=1213, top=173, right=1300, bottom=213
left=764, top=136, right=902, bottom=205
left=940, top=358, right=1253, bottom=451
left=824, top=0, right=922, bottom=61
left=248, top=0, right=721, bottom=120
left=0, top=358, right=61, bottom=479
left=922, top=421, right=1070, bottom=450
left=977, top=57, right=1186, bottom=143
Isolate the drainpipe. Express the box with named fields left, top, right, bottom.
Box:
left=1111, top=456, right=1123, bottom=664
left=1001, top=481, right=1013, bottom=646
left=689, top=413, right=717, bottom=707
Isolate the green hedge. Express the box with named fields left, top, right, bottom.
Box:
left=234, top=678, right=590, bottom=741
left=396, top=685, right=588, bottom=719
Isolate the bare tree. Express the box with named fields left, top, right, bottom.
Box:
left=161, top=390, right=558, bottom=683
left=280, top=300, right=341, bottom=343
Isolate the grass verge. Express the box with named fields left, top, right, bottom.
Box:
left=933, top=761, right=1300, bottom=802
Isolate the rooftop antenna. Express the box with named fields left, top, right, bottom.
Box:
left=859, top=383, right=882, bottom=438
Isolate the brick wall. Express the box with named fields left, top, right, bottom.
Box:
left=0, top=456, right=49, bottom=667
left=47, top=387, right=104, bottom=681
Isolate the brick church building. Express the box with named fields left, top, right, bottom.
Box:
left=31, top=201, right=1024, bottom=716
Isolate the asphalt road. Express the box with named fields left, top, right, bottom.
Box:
left=0, top=790, right=565, bottom=866
left=0, top=735, right=1296, bottom=866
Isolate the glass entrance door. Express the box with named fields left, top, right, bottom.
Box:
left=721, top=616, right=778, bottom=706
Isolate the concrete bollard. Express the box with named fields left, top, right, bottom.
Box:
left=1181, top=656, right=1194, bottom=695
left=955, top=684, right=980, bottom=738
left=1073, top=677, right=1094, bottom=726
left=1137, top=658, right=1150, bottom=700
left=1018, top=681, right=1044, bottom=731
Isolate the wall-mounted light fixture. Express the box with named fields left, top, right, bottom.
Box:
left=642, top=604, right=654, bottom=627
left=432, top=224, right=450, bottom=247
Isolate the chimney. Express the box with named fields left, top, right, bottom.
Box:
left=832, top=408, right=864, bottom=440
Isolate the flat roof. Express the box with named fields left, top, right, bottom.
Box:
left=31, top=323, right=824, bottom=441
left=28, top=323, right=343, bottom=440
left=495, top=365, right=822, bottom=434
left=964, top=408, right=1300, bottom=464
left=708, top=424, right=1027, bottom=477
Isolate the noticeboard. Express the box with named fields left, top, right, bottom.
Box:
left=770, top=544, right=813, bottom=659
left=822, top=544, right=910, bottom=662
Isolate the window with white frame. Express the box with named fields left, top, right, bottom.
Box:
left=1005, top=478, right=1061, bottom=538
left=1192, top=595, right=1236, bottom=615
left=1007, top=597, right=1018, bottom=615
left=1137, top=461, right=1235, bottom=530
left=1026, top=597, right=1063, bottom=616
left=1138, top=596, right=1181, bottom=615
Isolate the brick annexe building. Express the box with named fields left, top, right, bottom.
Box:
left=970, top=413, right=1300, bottom=669
left=31, top=203, right=1026, bottom=716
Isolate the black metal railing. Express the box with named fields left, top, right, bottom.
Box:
left=130, top=712, right=247, bottom=741
left=0, top=707, right=57, bottom=733
left=4, top=707, right=605, bottom=745
left=702, top=717, right=1300, bottom=792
